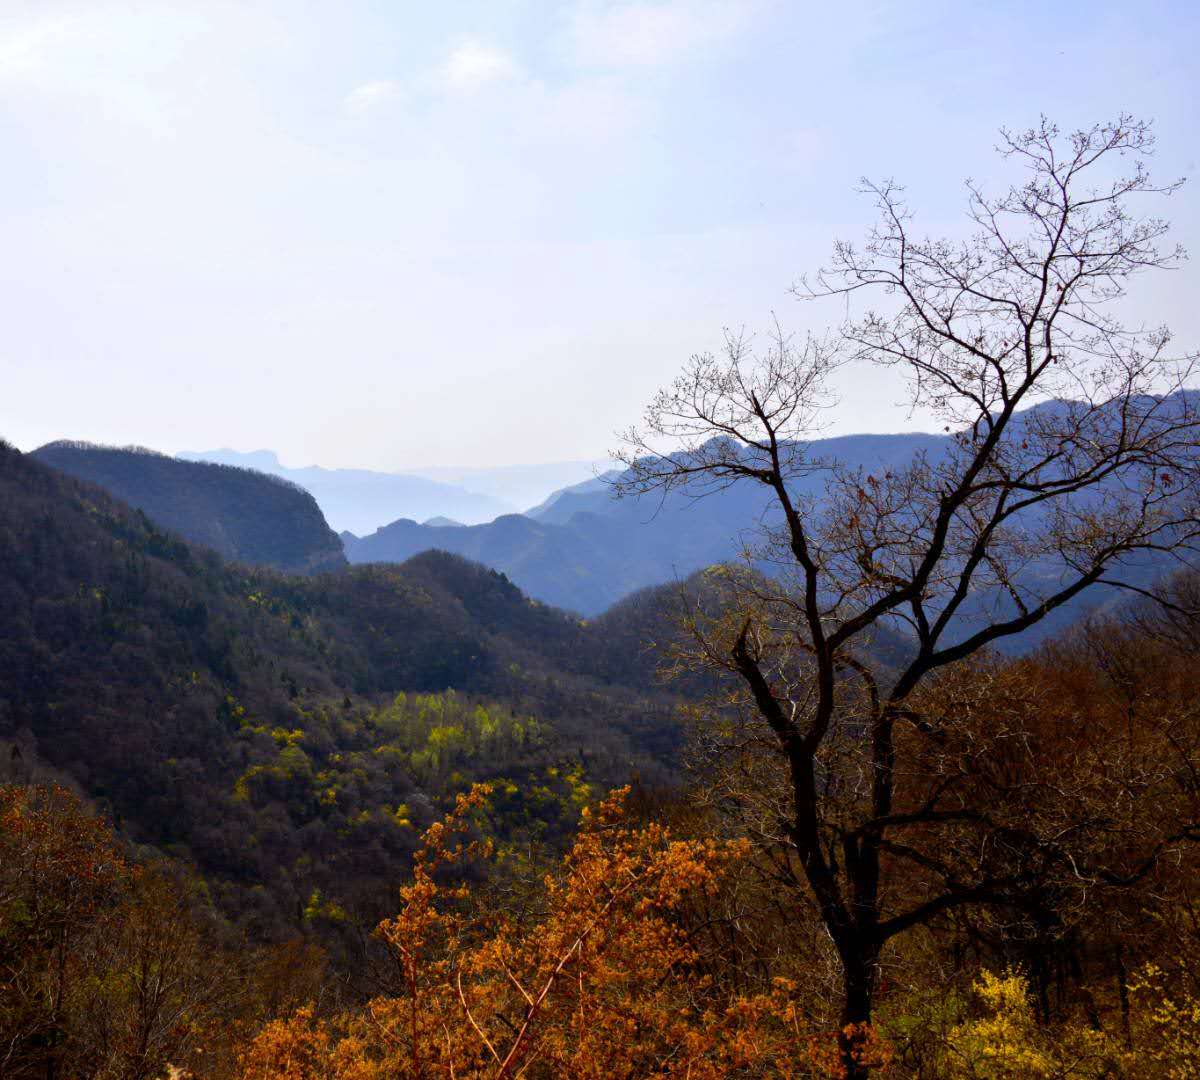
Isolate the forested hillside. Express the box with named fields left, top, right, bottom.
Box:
left=0, top=440, right=683, bottom=940
left=6, top=579, right=1200, bottom=1077
left=32, top=441, right=347, bottom=574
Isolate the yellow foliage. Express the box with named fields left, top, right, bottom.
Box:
left=1126, top=964, right=1200, bottom=1079
left=944, top=970, right=1063, bottom=1078
left=238, top=785, right=878, bottom=1078
left=943, top=967, right=1200, bottom=1079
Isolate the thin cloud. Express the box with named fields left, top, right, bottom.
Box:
left=347, top=42, right=521, bottom=116
left=344, top=79, right=404, bottom=115
left=0, top=8, right=207, bottom=137
left=437, top=41, right=521, bottom=95
left=0, top=14, right=71, bottom=79
left=565, top=1, right=755, bottom=68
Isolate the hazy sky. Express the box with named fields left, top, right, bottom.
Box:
left=2, top=0, right=1197, bottom=470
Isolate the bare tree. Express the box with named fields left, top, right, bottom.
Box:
left=617, top=116, right=1200, bottom=1075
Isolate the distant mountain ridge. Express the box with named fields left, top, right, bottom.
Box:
left=345, top=396, right=1200, bottom=650
left=179, top=449, right=515, bottom=534
left=343, top=513, right=632, bottom=616
left=526, top=470, right=624, bottom=519
left=345, top=431, right=949, bottom=616
left=31, top=441, right=346, bottom=575
left=411, top=460, right=614, bottom=512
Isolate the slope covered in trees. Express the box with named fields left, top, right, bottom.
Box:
left=32, top=441, right=347, bottom=575
left=0, top=440, right=683, bottom=941
left=6, top=571, right=1200, bottom=1077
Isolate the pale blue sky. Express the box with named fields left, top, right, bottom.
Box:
left=1, top=0, right=1197, bottom=469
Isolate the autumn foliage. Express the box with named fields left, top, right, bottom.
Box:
left=3, top=655, right=1200, bottom=1079
left=235, top=577, right=1200, bottom=1078
left=0, top=784, right=320, bottom=1079
left=3, top=545, right=1200, bottom=1078
left=239, top=785, right=868, bottom=1078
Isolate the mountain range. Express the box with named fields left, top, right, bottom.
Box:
left=405, top=459, right=614, bottom=511
left=177, top=449, right=515, bottom=533
left=10, top=399, right=1196, bottom=936
left=343, top=401, right=1198, bottom=650
left=179, top=449, right=609, bottom=534
left=342, top=431, right=949, bottom=614
left=28, top=395, right=1198, bottom=666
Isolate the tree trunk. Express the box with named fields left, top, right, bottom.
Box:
left=837, top=936, right=879, bottom=1080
